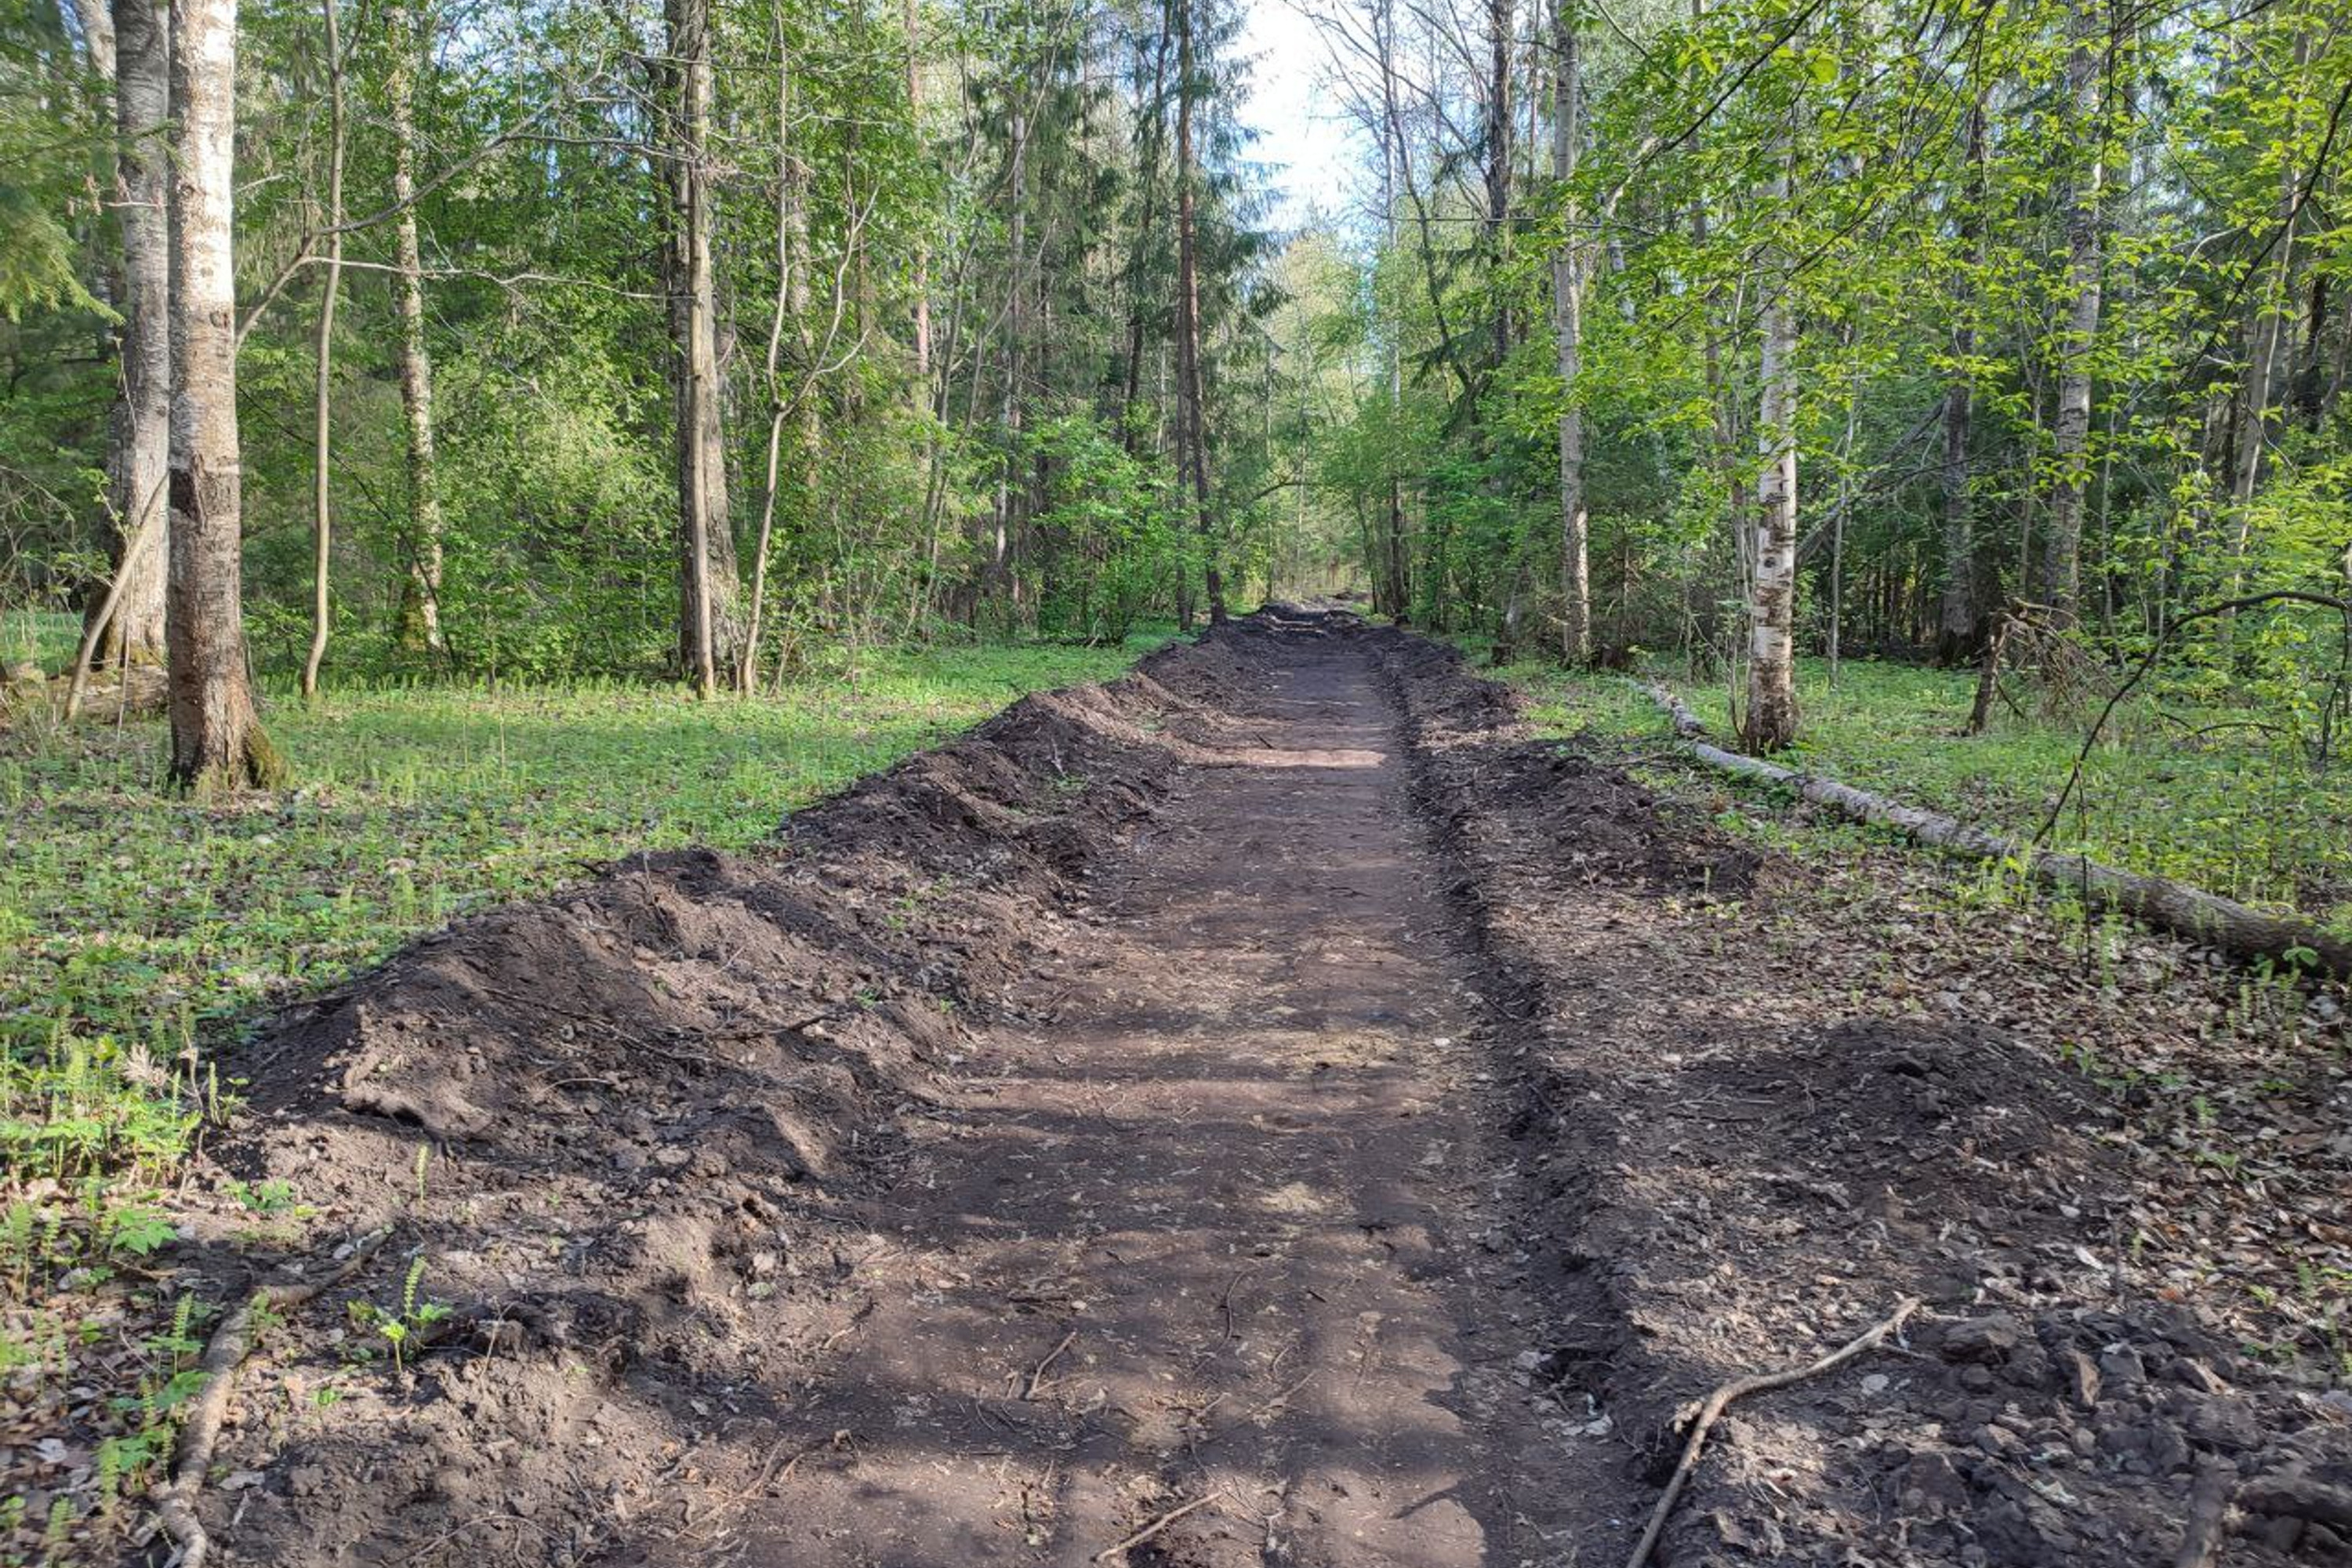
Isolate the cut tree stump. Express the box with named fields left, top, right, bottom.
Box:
left=1639, top=681, right=2352, bottom=981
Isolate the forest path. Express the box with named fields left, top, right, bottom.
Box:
left=724, top=634, right=1592, bottom=1566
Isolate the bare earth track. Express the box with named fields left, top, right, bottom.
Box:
left=158, top=612, right=2352, bottom=1567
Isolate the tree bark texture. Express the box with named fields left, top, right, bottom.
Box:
left=1174, top=0, right=1225, bottom=624
left=93, top=0, right=170, bottom=668
left=2034, top=8, right=2107, bottom=625
left=662, top=0, right=742, bottom=695
left=1551, top=0, right=1589, bottom=665
left=165, top=0, right=281, bottom=790
left=1742, top=133, right=1799, bottom=753
left=301, top=0, right=346, bottom=700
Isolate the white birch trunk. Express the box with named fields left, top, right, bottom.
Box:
left=165, top=0, right=279, bottom=789
left=1742, top=137, right=1800, bottom=753
left=1551, top=0, right=1588, bottom=664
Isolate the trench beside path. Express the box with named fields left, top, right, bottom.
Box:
left=728, top=637, right=1588, bottom=1566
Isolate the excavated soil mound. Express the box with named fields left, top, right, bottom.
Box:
left=172, top=633, right=1282, bottom=1566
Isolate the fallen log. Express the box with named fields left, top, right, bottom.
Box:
left=1638, top=681, right=2352, bottom=982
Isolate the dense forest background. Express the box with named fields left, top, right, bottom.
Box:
left=5, top=0, right=2352, bottom=768
left=2, top=0, right=1315, bottom=712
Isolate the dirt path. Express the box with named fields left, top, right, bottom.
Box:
left=723, top=635, right=1586, bottom=1566
left=146, top=612, right=2352, bottom=1568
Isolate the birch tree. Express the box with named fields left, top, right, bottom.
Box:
left=90, top=0, right=167, bottom=668
left=1742, top=116, right=1799, bottom=753
left=165, top=0, right=281, bottom=789
left=299, top=0, right=345, bottom=699
left=1550, top=0, right=1588, bottom=664
left=2032, top=2, right=2108, bottom=624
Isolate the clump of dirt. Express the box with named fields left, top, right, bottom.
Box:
left=1377, top=630, right=2352, bottom=1568
left=140, top=630, right=1281, bottom=1568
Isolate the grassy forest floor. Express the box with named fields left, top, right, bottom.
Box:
left=0, top=627, right=1165, bottom=1204
left=1498, top=653, right=2352, bottom=946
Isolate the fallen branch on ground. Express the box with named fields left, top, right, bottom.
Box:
left=1024, top=1327, right=1076, bottom=1399
left=1094, top=1491, right=1225, bottom=1563
left=1639, top=682, right=2352, bottom=980
left=1623, top=1298, right=1921, bottom=1568
left=154, top=1226, right=394, bottom=1567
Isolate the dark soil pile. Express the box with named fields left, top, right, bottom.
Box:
left=1377, top=629, right=2352, bottom=1568
left=158, top=633, right=1278, bottom=1566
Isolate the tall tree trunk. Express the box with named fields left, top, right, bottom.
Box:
left=88, top=0, right=168, bottom=670
left=993, top=91, right=1031, bottom=603
left=2034, top=5, right=2107, bottom=625
left=1118, top=21, right=1171, bottom=452
left=743, top=18, right=818, bottom=691
left=2220, top=24, right=2311, bottom=657
left=905, top=0, right=928, bottom=382
left=1936, top=98, right=1985, bottom=663
left=1551, top=0, right=1588, bottom=664
left=1742, top=134, right=1800, bottom=753
left=1174, top=0, right=1225, bottom=624
left=1484, top=0, right=1513, bottom=368
left=68, top=0, right=114, bottom=74
left=662, top=0, right=739, bottom=696
left=387, top=0, right=445, bottom=655
left=165, top=0, right=280, bottom=790
left=300, top=0, right=345, bottom=700
left=1377, top=18, right=1410, bottom=624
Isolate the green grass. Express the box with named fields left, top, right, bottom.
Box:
left=0, top=633, right=1169, bottom=1189
left=2, top=609, right=78, bottom=673
left=1500, top=655, right=2352, bottom=939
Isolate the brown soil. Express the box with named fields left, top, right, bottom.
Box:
left=131, top=611, right=2352, bottom=1566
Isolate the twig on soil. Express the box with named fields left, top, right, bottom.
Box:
left=1219, top=1266, right=1257, bottom=1341
left=1621, top=1297, right=1921, bottom=1568
left=2172, top=1457, right=2235, bottom=1568
left=1024, top=1328, right=1077, bottom=1399
left=1093, top=1491, right=1226, bottom=1563
left=154, top=1225, right=395, bottom=1568
left=390, top=1512, right=558, bottom=1566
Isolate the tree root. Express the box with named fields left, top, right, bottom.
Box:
left=1623, top=1297, right=1920, bottom=1568
left=154, top=1226, right=394, bottom=1567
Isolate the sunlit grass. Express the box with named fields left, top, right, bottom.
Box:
left=2, top=609, right=78, bottom=673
